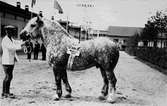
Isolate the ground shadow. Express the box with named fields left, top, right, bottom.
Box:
left=59, top=94, right=149, bottom=105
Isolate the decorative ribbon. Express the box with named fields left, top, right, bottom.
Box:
left=66, top=45, right=80, bottom=70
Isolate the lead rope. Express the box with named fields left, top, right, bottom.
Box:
left=23, top=40, right=32, bottom=62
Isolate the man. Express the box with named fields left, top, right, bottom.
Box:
left=34, top=40, right=40, bottom=60
left=1, top=25, right=24, bottom=98
left=41, top=43, right=46, bottom=60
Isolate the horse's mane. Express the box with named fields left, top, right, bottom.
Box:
left=42, top=17, right=74, bottom=39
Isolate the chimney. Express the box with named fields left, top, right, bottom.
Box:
left=51, top=16, right=54, bottom=20
left=39, top=11, right=43, bottom=17
left=16, top=2, right=21, bottom=8
left=25, top=5, right=29, bottom=11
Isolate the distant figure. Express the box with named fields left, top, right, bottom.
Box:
left=25, top=39, right=33, bottom=61
left=34, top=40, right=40, bottom=60
left=41, top=43, right=46, bottom=60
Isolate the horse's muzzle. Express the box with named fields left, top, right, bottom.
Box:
left=19, top=31, right=31, bottom=41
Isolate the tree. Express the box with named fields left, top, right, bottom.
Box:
left=141, top=11, right=167, bottom=48
left=127, top=32, right=140, bottom=47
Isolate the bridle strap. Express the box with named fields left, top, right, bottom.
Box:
left=23, top=32, right=32, bottom=54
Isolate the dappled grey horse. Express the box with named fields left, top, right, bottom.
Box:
left=19, top=16, right=119, bottom=103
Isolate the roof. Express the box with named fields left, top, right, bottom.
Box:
left=107, top=26, right=143, bottom=37
left=4, top=25, right=16, bottom=29
left=0, top=1, right=37, bottom=19
left=99, top=30, right=109, bottom=35
left=69, top=25, right=81, bottom=31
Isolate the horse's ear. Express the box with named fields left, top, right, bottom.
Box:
left=36, top=15, right=44, bottom=27
left=36, top=15, right=41, bottom=22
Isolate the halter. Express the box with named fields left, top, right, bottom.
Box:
left=22, top=32, right=33, bottom=54
left=23, top=44, right=32, bottom=54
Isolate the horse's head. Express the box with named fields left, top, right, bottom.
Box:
left=20, top=16, right=44, bottom=41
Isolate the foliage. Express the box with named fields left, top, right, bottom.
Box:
left=140, top=11, right=167, bottom=41
left=135, top=47, right=167, bottom=69
left=127, top=32, right=140, bottom=46
left=126, top=33, right=140, bottom=55
left=126, top=10, right=167, bottom=69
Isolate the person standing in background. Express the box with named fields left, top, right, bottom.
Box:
left=41, top=43, right=46, bottom=60
left=34, top=40, right=40, bottom=60
left=1, top=25, right=24, bottom=98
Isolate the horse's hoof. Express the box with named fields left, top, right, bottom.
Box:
left=107, top=96, right=116, bottom=103
left=98, top=95, right=106, bottom=100
left=57, top=90, right=62, bottom=98
left=52, top=94, right=60, bottom=101
left=64, top=94, right=71, bottom=98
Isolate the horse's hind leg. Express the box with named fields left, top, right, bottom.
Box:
left=52, top=66, right=62, bottom=100
left=106, top=70, right=117, bottom=103
left=106, top=51, right=119, bottom=103
left=62, top=69, right=72, bottom=98
left=99, top=67, right=109, bottom=99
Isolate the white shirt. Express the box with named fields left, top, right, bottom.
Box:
left=1, top=36, right=23, bottom=65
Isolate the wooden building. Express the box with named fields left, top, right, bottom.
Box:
left=58, top=20, right=88, bottom=42
left=0, top=1, right=37, bottom=53
left=91, top=26, right=143, bottom=50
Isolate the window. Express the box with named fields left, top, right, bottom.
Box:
left=114, top=39, right=119, bottom=43
left=123, top=40, right=126, bottom=43
left=1, top=25, right=6, bottom=38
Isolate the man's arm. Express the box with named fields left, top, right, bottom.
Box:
left=2, top=39, right=22, bottom=50
left=14, top=52, right=19, bottom=62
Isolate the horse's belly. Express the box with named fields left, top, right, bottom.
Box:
left=71, top=56, right=95, bottom=71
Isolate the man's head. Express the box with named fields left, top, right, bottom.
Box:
left=5, top=25, right=16, bottom=37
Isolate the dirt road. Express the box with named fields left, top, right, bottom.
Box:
left=0, top=51, right=167, bottom=106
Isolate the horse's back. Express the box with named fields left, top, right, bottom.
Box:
left=71, top=37, right=119, bottom=70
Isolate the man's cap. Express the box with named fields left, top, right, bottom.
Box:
left=4, top=25, right=16, bottom=30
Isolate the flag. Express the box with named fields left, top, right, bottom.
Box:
left=31, top=0, right=36, bottom=8
left=54, top=0, right=63, bottom=14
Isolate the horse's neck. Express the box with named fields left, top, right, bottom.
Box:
left=41, top=19, right=78, bottom=48
left=41, top=25, right=70, bottom=48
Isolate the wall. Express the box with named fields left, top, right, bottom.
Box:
left=0, top=12, right=28, bottom=54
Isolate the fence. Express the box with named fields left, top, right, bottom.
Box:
left=126, top=45, right=167, bottom=69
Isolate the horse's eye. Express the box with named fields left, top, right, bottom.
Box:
left=31, top=24, right=36, bottom=27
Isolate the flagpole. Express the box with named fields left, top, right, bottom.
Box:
left=66, top=15, right=69, bottom=32
left=31, top=0, right=36, bottom=18
left=31, top=6, right=33, bottom=18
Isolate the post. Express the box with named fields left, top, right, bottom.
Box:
left=76, top=3, right=94, bottom=40
left=66, top=16, right=69, bottom=33
left=86, top=29, right=89, bottom=40
left=79, top=27, right=81, bottom=43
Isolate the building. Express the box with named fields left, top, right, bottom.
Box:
left=58, top=20, right=88, bottom=42
left=0, top=1, right=37, bottom=53
left=91, top=26, right=143, bottom=50
left=56, top=20, right=144, bottom=50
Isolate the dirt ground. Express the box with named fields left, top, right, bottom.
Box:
left=0, top=51, right=167, bottom=106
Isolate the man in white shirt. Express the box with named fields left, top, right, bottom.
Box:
left=1, top=25, right=24, bottom=98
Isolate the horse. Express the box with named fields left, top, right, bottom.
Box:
left=19, top=16, right=119, bottom=103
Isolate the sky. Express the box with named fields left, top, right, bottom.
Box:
left=2, top=0, right=167, bottom=30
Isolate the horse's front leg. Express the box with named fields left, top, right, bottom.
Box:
left=62, top=68, right=72, bottom=98
left=52, top=66, right=62, bottom=100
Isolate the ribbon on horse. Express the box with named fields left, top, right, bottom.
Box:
left=67, top=44, right=80, bottom=70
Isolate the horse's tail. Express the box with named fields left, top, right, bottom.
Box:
left=110, top=46, right=119, bottom=70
